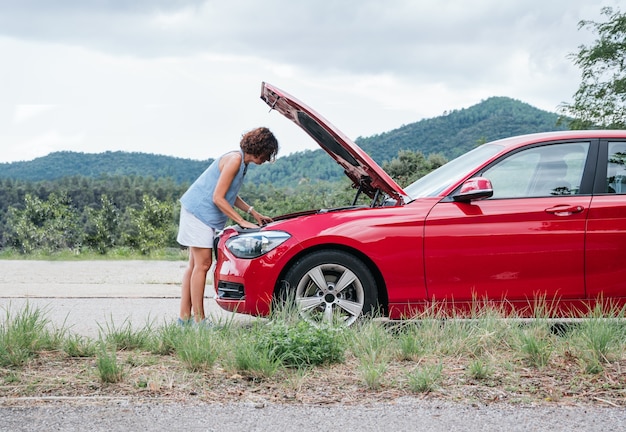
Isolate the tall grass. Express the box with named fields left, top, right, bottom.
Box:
left=96, top=345, right=125, bottom=383
left=230, top=329, right=283, bottom=379
left=516, top=324, right=554, bottom=367
left=63, top=334, right=97, bottom=357
left=1, top=301, right=624, bottom=400
left=568, top=303, right=626, bottom=373
left=407, top=363, right=443, bottom=393
left=349, top=319, right=394, bottom=389
left=98, top=317, right=155, bottom=351
left=0, top=303, right=64, bottom=367
left=173, top=326, right=221, bottom=372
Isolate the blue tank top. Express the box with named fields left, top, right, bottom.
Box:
left=180, top=150, right=247, bottom=229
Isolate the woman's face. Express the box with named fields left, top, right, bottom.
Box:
left=249, top=153, right=270, bottom=165
left=256, top=151, right=276, bottom=164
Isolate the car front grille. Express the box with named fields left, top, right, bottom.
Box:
left=217, top=281, right=245, bottom=299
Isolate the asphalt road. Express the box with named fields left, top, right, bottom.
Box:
left=1, top=260, right=624, bottom=432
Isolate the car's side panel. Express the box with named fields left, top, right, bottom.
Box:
left=423, top=196, right=591, bottom=301
left=586, top=195, right=626, bottom=299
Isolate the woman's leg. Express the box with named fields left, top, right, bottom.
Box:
left=189, top=246, right=213, bottom=322
left=179, top=252, right=194, bottom=321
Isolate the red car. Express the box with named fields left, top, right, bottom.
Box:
left=213, top=82, right=626, bottom=325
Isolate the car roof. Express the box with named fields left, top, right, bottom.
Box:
left=489, top=130, right=626, bottom=152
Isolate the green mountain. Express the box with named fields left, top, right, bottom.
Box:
left=0, top=96, right=566, bottom=187
left=0, top=151, right=212, bottom=184
left=357, top=96, right=566, bottom=161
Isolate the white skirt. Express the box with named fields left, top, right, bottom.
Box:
left=177, top=207, right=215, bottom=248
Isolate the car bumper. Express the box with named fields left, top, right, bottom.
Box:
left=213, top=230, right=302, bottom=316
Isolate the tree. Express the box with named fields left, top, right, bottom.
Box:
left=83, top=195, right=120, bottom=254
left=123, top=195, right=177, bottom=254
left=382, top=150, right=448, bottom=188
left=560, top=7, right=626, bottom=129
left=6, top=193, right=82, bottom=253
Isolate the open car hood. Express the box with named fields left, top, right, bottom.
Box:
left=261, top=82, right=408, bottom=204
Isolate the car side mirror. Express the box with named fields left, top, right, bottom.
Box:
left=453, top=177, right=494, bottom=202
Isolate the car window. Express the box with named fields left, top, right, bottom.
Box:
left=606, top=142, right=626, bottom=194
left=404, top=143, right=503, bottom=199
left=481, top=142, right=590, bottom=199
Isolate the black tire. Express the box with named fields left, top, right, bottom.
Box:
left=280, top=250, right=378, bottom=326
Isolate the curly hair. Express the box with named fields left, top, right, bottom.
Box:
left=240, top=127, right=279, bottom=162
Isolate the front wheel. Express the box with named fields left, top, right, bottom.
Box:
left=280, top=250, right=378, bottom=326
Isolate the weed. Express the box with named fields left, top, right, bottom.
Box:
left=360, top=362, right=387, bottom=390
left=575, top=318, right=623, bottom=364
left=98, top=317, right=154, bottom=351
left=256, top=320, right=346, bottom=368
left=174, top=327, right=220, bottom=372
left=147, top=321, right=185, bottom=355
left=468, top=357, right=493, bottom=380
left=1, top=302, right=625, bottom=405
left=407, top=363, right=443, bottom=393
left=0, top=303, right=62, bottom=367
left=232, top=335, right=282, bottom=379
left=394, top=323, right=424, bottom=361
left=63, top=334, right=97, bottom=357
left=96, top=346, right=124, bottom=383
left=349, top=320, right=393, bottom=363
left=515, top=322, right=554, bottom=368
left=3, top=371, right=20, bottom=384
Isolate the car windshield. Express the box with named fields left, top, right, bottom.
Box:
left=403, top=143, right=504, bottom=199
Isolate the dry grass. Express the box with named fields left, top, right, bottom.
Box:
left=1, top=342, right=625, bottom=407
left=1, top=303, right=625, bottom=408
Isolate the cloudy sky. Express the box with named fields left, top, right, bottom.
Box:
left=0, top=0, right=620, bottom=163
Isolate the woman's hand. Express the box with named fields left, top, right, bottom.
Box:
left=238, top=219, right=258, bottom=229
left=252, top=210, right=273, bottom=226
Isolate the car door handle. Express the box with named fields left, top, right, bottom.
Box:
left=545, top=205, right=585, bottom=216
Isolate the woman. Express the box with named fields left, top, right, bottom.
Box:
left=176, top=127, right=278, bottom=325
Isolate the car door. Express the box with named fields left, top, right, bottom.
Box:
left=423, top=141, right=593, bottom=303
left=586, top=140, right=626, bottom=299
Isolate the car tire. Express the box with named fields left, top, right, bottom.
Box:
left=279, top=250, right=378, bottom=326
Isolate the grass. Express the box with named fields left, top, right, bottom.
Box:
left=0, top=247, right=187, bottom=261
left=0, top=302, right=625, bottom=406
left=407, top=363, right=443, bottom=393
left=96, top=346, right=125, bottom=383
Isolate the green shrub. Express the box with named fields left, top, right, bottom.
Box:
left=256, top=320, right=345, bottom=368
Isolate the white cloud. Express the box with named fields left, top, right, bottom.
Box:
left=13, top=104, right=58, bottom=124
left=5, top=130, right=85, bottom=162
left=0, top=0, right=622, bottom=163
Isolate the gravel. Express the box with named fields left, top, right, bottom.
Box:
left=1, top=399, right=624, bottom=432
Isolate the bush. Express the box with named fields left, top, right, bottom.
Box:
left=255, top=320, right=346, bottom=368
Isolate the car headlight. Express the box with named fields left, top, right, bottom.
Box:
left=225, top=231, right=291, bottom=259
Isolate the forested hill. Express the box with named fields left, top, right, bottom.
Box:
left=356, top=96, right=566, bottom=161
left=0, top=151, right=212, bottom=184
left=0, top=96, right=566, bottom=187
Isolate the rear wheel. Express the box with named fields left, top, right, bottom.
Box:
left=280, top=250, right=378, bottom=326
